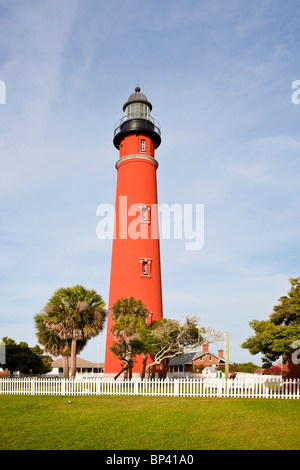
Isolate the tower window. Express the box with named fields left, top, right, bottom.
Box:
left=142, top=261, right=147, bottom=275
left=140, top=258, right=152, bottom=277
left=141, top=139, right=146, bottom=152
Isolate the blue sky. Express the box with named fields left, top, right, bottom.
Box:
left=0, top=0, right=299, bottom=366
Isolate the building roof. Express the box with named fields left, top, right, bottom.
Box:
left=123, top=86, right=152, bottom=111
left=168, top=353, right=196, bottom=366
left=168, top=350, right=225, bottom=366
left=51, top=357, right=104, bottom=368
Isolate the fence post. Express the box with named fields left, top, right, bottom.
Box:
left=61, top=379, right=65, bottom=396
left=96, top=378, right=100, bottom=395
left=134, top=379, right=139, bottom=396
left=174, top=379, right=179, bottom=397
left=31, top=378, right=35, bottom=396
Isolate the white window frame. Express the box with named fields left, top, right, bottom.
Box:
left=140, top=258, right=152, bottom=277
left=140, top=139, right=146, bottom=152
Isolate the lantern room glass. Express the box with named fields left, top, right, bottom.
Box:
left=125, top=102, right=150, bottom=121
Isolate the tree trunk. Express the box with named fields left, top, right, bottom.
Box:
left=62, top=352, right=69, bottom=379
left=114, top=364, right=129, bottom=380
left=114, top=355, right=130, bottom=380
left=141, top=354, right=148, bottom=380
left=146, top=361, right=157, bottom=379
left=146, top=362, right=153, bottom=379
left=158, top=361, right=164, bottom=379
left=128, top=358, right=133, bottom=380
left=70, top=337, right=77, bottom=380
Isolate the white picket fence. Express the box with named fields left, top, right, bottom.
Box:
left=1, top=377, right=300, bottom=399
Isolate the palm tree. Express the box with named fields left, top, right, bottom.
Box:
left=43, top=285, right=106, bottom=379
left=110, top=297, right=149, bottom=379
left=34, top=311, right=87, bottom=379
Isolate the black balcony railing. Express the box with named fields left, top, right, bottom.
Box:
left=113, top=115, right=161, bottom=149
left=114, top=115, right=161, bottom=137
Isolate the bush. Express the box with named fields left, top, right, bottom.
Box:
left=254, top=366, right=281, bottom=376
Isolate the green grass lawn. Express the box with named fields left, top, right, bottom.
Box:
left=1, top=395, right=299, bottom=450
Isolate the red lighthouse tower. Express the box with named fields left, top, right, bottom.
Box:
left=104, top=87, right=163, bottom=375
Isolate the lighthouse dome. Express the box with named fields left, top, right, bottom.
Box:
left=123, top=87, right=152, bottom=112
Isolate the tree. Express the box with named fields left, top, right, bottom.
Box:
left=140, top=316, right=206, bottom=378
left=31, top=344, right=53, bottom=374
left=234, top=362, right=260, bottom=374
left=43, top=285, right=106, bottom=379
left=241, top=276, right=300, bottom=368
left=34, top=311, right=87, bottom=379
left=109, top=297, right=149, bottom=379
left=1, top=337, right=52, bottom=375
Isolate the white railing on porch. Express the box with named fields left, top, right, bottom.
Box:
left=0, top=377, right=299, bottom=399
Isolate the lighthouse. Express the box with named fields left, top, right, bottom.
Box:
left=104, top=87, right=163, bottom=375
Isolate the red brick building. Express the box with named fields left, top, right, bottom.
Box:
left=168, top=343, right=225, bottom=376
